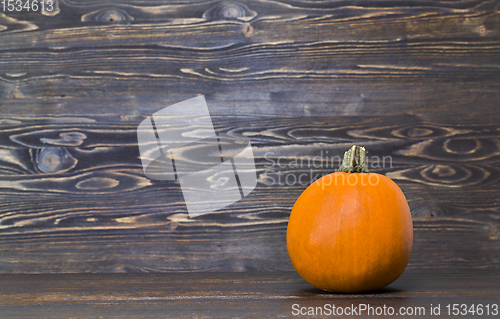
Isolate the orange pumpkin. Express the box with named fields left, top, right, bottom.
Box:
left=286, top=146, right=413, bottom=293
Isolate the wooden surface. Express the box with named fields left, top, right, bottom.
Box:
left=0, top=269, right=499, bottom=318
left=0, top=0, right=499, bottom=273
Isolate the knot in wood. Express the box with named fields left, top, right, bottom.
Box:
left=203, top=2, right=257, bottom=22
left=81, top=8, right=134, bottom=22
left=36, top=147, right=65, bottom=173
left=32, top=146, right=77, bottom=174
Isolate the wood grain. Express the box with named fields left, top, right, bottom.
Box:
left=0, top=0, right=499, bottom=273
left=0, top=269, right=498, bottom=318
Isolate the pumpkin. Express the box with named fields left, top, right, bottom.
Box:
left=286, top=145, right=413, bottom=293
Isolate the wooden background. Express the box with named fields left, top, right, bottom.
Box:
left=0, top=0, right=499, bottom=273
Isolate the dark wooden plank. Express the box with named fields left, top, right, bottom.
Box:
left=1, top=82, right=499, bottom=123
left=0, top=0, right=499, bottom=273
left=1, top=117, right=499, bottom=273
left=0, top=0, right=499, bottom=49
left=0, top=269, right=498, bottom=318
left=0, top=116, right=499, bottom=272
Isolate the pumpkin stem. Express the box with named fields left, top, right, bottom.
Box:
left=338, top=145, right=370, bottom=173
